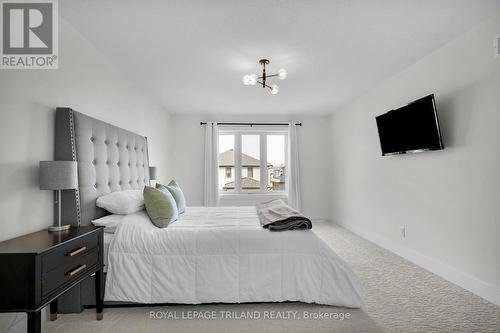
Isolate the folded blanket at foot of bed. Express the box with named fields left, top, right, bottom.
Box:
left=256, top=199, right=312, bottom=231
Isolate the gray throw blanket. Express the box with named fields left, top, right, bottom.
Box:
left=256, top=199, right=312, bottom=231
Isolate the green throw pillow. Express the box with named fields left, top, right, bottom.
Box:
left=143, top=186, right=178, bottom=228
left=156, top=180, right=186, bottom=214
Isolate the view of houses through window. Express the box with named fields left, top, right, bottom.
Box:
left=218, top=132, right=286, bottom=193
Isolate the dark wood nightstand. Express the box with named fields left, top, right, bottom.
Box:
left=0, top=226, right=104, bottom=333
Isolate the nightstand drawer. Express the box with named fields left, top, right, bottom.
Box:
left=42, top=232, right=99, bottom=274
left=42, top=248, right=99, bottom=298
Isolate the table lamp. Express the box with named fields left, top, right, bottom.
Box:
left=39, top=161, right=78, bottom=232
left=149, top=166, right=157, bottom=181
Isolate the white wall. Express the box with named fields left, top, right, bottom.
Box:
left=327, top=12, right=500, bottom=305
left=169, top=114, right=330, bottom=220
left=0, top=18, right=170, bottom=332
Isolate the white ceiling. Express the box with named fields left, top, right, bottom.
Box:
left=60, top=0, right=500, bottom=115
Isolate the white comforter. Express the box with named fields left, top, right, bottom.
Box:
left=105, top=207, right=362, bottom=308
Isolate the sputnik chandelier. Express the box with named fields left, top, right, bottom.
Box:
left=241, top=59, right=287, bottom=95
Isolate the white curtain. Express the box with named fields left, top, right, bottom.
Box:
left=204, top=122, right=219, bottom=206
left=287, top=123, right=301, bottom=210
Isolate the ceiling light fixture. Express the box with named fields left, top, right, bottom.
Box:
left=242, top=59, right=287, bottom=95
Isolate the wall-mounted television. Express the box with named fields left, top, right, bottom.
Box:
left=376, top=94, right=444, bottom=156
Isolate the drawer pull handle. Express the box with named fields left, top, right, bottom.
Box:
left=68, top=246, right=87, bottom=257
left=67, top=264, right=87, bottom=277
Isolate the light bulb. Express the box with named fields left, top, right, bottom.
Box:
left=242, top=75, right=250, bottom=85
left=278, top=68, right=287, bottom=80
left=270, top=84, right=279, bottom=95
left=248, top=74, right=257, bottom=86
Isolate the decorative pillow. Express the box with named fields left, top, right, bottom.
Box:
left=91, top=214, right=126, bottom=233
left=157, top=180, right=186, bottom=214
left=96, top=189, right=144, bottom=214
left=143, top=186, right=178, bottom=228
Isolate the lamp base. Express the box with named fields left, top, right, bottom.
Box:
left=48, top=224, right=71, bottom=232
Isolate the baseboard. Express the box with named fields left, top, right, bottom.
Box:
left=336, top=221, right=500, bottom=307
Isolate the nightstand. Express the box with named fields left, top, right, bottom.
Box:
left=0, top=226, right=104, bottom=333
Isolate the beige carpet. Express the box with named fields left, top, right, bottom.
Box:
left=44, top=222, right=499, bottom=333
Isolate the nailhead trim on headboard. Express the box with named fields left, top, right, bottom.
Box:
left=68, top=109, right=82, bottom=226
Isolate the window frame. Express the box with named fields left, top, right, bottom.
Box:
left=218, top=126, right=288, bottom=196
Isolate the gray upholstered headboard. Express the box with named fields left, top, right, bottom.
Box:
left=55, top=107, right=150, bottom=226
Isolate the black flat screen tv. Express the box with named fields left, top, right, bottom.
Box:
left=376, top=94, right=444, bottom=156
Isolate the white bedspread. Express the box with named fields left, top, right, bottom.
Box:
left=105, top=207, right=362, bottom=308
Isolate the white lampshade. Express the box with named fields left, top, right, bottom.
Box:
left=242, top=75, right=250, bottom=85
left=248, top=74, right=257, bottom=85
left=278, top=68, right=287, bottom=80
left=270, top=84, right=279, bottom=95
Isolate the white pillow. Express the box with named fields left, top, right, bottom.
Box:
left=96, top=189, right=144, bottom=214
left=91, top=214, right=125, bottom=233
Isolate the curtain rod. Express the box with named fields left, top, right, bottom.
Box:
left=200, top=122, right=302, bottom=126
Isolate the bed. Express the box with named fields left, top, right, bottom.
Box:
left=55, top=108, right=362, bottom=311
left=105, top=207, right=361, bottom=307
left=102, top=232, right=113, bottom=271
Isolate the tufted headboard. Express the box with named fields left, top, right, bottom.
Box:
left=55, top=108, right=150, bottom=226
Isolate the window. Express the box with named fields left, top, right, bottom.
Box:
left=218, top=134, right=235, bottom=192
left=241, top=135, right=260, bottom=192
left=267, top=135, right=286, bottom=192
left=218, top=129, right=287, bottom=194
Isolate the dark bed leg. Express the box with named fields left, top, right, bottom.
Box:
left=95, top=269, right=104, bottom=320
